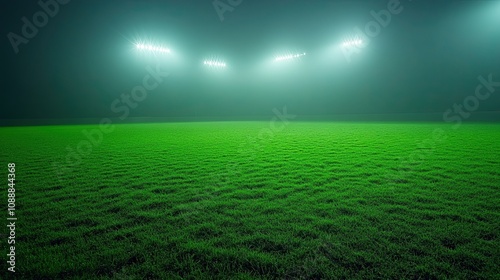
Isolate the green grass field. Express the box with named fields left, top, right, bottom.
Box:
left=1, top=122, right=499, bottom=279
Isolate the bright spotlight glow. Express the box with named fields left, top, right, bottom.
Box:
left=136, top=43, right=170, bottom=54
left=274, top=52, right=306, bottom=62
left=203, top=60, right=226, bottom=68
left=341, top=39, right=363, bottom=48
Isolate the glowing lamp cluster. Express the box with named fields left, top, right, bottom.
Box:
left=136, top=43, right=170, bottom=53
left=275, top=52, right=306, bottom=62
left=342, top=40, right=363, bottom=47
left=203, top=60, right=226, bottom=68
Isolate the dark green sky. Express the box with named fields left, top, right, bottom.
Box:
left=1, top=0, right=499, bottom=120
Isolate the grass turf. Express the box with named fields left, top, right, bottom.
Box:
left=0, top=121, right=499, bottom=279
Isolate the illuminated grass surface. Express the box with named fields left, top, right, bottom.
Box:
left=1, top=122, right=499, bottom=279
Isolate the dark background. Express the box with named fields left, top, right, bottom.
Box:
left=1, top=0, right=499, bottom=121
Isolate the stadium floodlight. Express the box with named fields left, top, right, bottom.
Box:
left=136, top=43, right=171, bottom=54
left=341, top=39, right=363, bottom=48
left=274, top=52, right=306, bottom=62
left=203, top=60, right=226, bottom=68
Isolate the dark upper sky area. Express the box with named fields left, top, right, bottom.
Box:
left=1, top=0, right=499, bottom=120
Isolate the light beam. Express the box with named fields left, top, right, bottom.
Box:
left=203, top=60, right=226, bottom=68
left=274, top=52, right=307, bottom=62
left=341, top=39, right=363, bottom=48
left=136, top=43, right=171, bottom=54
